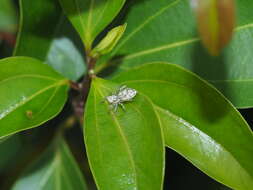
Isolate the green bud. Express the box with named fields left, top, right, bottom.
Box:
left=91, top=23, right=127, bottom=58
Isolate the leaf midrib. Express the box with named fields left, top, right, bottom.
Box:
left=60, top=164, right=75, bottom=190
left=119, top=22, right=253, bottom=61
left=112, top=0, right=253, bottom=61
left=117, top=79, right=253, bottom=180
left=210, top=78, right=253, bottom=83
left=92, top=0, right=109, bottom=35
left=61, top=142, right=87, bottom=189
left=38, top=151, right=60, bottom=189
left=86, top=87, right=104, bottom=190
left=95, top=84, right=139, bottom=189
left=37, top=144, right=84, bottom=189
left=0, top=74, right=58, bottom=85
left=128, top=97, right=165, bottom=190
left=73, top=0, right=89, bottom=42
left=54, top=151, right=61, bottom=190
left=113, top=0, right=181, bottom=54
left=86, top=0, right=94, bottom=42
left=116, top=64, right=253, bottom=85
left=0, top=79, right=68, bottom=120
left=33, top=86, right=60, bottom=118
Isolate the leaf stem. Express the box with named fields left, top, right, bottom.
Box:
left=69, top=81, right=81, bottom=91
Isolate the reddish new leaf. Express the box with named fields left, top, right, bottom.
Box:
left=192, top=0, right=235, bottom=55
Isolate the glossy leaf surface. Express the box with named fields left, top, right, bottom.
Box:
left=0, top=57, right=69, bottom=138
left=113, top=63, right=253, bottom=190
left=100, top=0, right=253, bottom=108
left=191, top=0, right=235, bottom=55
left=12, top=138, right=87, bottom=190
left=84, top=78, right=164, bottom=190
left=14, top=0, right=85, bottom=81
left=45, top=37, right=86, bottom=81
left=59, top=0, right=126, bottom=49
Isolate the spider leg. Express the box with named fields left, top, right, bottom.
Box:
left=116, top=85, right=127, bottom=94
left=119, top=103, right=126, bottom=111
left=119, top=85, right=127, bottom=91
left=113, top=104, right=118, bottom=112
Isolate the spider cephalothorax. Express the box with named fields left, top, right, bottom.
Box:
left=105, top=85, right=137, bottom=112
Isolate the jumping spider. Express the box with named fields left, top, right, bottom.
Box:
left=105, top=85, right=137, bottom=112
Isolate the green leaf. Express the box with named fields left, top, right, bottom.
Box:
left=99, top=0, right=253, bottom=108
left=191, top=0, right=235, bottom=55
left=14, top=0, right=85, bottom=81
left=12, top=137, right=88, bottom=190
left=112, top=63, right=253, bottom=190
left=14, top=0, right=62, bottom=59
left=46, top=37, right=86, bottom=81
left=59, top=0, right=126, bottom=49
left=0, top=0, right=17, bottom=33
left=0, top=57, right=69, bottom=138
left=0, top=135, right=22, bottom=172
left=84, top=78, right=164, bottom=190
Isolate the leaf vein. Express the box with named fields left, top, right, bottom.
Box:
left=55, top=151, right=61, bottom=190
left=85, top=88, right=103, bottom=190
left=33, top=86, right=60, bottom=118
left=92, top=0, right=109, bottom=34
left=0, top=74, right=58, bottom=86
left=96, top=85, right=139, bottom=188
left=86, top=0, right=95, bottom=41
left=0, top=80, right=67, bottom=120
left=113, top=0, right=181, bottom=53
left=39, top=153, right=59, bottom=189
left=116, top=21, right=253, bottom=61
left=73, top=0, right=87, bottom=41
left=61, top=142, right=87, bottom=188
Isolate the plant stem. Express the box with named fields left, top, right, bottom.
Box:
left=72, top=52, right=97, bottom=123
left=82, top=55, right=96, bottom=97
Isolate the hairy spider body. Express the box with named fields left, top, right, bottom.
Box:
left=105, top=86, right=137, bottom=112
